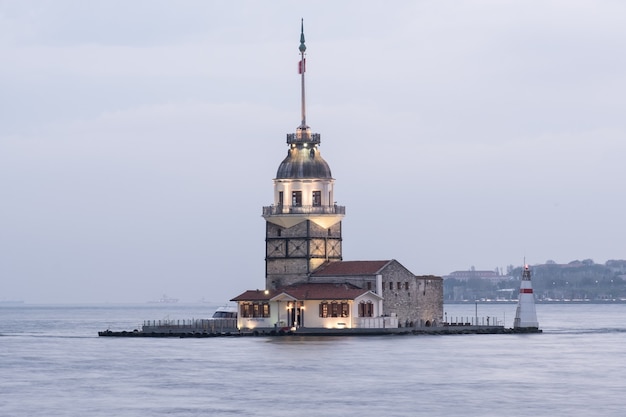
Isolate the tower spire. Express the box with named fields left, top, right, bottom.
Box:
left=298, top=18, right=308, bottom=129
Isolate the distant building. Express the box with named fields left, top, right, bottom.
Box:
left=606, top=260, right=626, bottom=274
left=444, top=270, right=511, bottom=283
left=231, top=23, right=443, bottom=332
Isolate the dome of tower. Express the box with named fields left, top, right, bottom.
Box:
left=276, top=146, right=332, bottom=179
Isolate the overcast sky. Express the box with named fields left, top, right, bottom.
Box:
left=1, top=1, right=624, bottom=303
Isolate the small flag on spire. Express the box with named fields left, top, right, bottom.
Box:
left=298, top=58, right=306, bottom=74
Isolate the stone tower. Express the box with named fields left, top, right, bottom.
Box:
left=262, top=21, right=345, bottom=290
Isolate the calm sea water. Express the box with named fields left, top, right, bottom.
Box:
left=2, top=303, right=625, bottom=417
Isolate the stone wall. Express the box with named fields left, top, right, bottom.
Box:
left=379, top=260, right=414, bottom=323
left=415, top=275, right=444, bottom=326
left=378, top=261, right=443, bottom=327
left=265, top=220, right=343, bottom=289
left=314, top=259, right=444, bottom=327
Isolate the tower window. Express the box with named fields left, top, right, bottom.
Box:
left=292, top=191, right=302, bottom=207
left=312, top=191, right=321, bottom=207
left=278, top=191, right=284, bottom=207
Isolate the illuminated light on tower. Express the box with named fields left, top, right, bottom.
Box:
left=514, top=264, right=539, bottom=329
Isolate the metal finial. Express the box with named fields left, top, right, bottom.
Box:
left=299, top=18, right=306, bottom=53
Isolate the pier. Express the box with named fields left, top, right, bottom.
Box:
left=98, top=324, right=540, bottom=338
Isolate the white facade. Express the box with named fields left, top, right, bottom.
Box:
left=514, top=265, right=539, bottom=328
left=235, top=291, right=391, bottom=331
left=273, top=178, right=335, bottom=209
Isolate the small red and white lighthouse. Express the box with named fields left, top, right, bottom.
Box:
left=513, top=264, right=539, bottom=329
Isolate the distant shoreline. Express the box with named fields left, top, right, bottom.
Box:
left=445, top=300, right=626, bottom=305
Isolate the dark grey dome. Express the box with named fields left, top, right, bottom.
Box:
left=276, top=146, right=332, bottom=179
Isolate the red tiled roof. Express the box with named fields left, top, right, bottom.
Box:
left=231, top=289, right=276, bottom=302
left=278, top=282, right=370, bottom=300
left=311, top=260, right=391, bottom=276
left=231, top=282, right=374, bottom=302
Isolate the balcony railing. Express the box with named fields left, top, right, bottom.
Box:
left=352, top=316, right=398, bottom=329
left=286, top=132, right=321, bottom=145
left=263, top=204, right=345, bottom=216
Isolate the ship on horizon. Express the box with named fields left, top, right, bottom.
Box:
left=148, top=294, right=179, bottom=304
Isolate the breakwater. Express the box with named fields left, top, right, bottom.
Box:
left=98, top=325, right=541, bottom=338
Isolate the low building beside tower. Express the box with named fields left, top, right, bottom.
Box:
left=231, top=22, right=443, bottom=333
